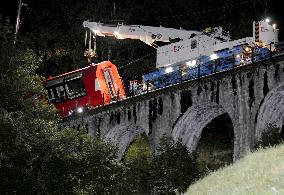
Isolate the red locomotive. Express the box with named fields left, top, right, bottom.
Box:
left=44, top=61, right=126, bottom=117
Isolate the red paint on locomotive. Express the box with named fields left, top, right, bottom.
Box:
left=44, top=61, right=126, bottom=117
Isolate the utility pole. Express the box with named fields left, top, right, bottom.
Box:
left=14, top=0, right=23, bottom=44
left=264, top=0, right=268, bottom=18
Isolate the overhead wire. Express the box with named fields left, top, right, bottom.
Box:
left=118, top=52, right=155, bottom=70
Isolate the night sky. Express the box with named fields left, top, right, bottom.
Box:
left=1, top=0, right=284, bottom=39
left=1, top=0, right=18, bottom=24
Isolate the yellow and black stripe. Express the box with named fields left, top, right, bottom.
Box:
left=242, top=44, right=248, bottom=57
left=255, top=22, right=260, bottom=45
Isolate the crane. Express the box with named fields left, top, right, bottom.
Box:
left=83, top=19, right=278, bottom=69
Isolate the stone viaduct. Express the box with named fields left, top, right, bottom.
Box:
left=63, top=54, right=284, bottom=161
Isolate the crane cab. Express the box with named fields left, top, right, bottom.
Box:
left=44, top=61, right=126, bottom=118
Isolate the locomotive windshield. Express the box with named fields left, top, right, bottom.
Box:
left=46, top=71, right=86, bottom=103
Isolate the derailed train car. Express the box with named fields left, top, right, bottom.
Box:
left=44, top=61, right=126, bottom=117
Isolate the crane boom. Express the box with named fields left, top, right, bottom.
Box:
left=83, top=21, right=202, bottom=47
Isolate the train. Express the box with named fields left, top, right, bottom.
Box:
left=44, top=61, right=126, bottom=117
left=142, top=45, right=271, bottom=90
left=44, top=18, right=281, bottom=117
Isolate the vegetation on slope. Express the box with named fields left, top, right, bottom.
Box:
left=186, top=139, right=284, bottom=194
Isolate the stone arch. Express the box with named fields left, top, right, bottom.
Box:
left=255, top=83, right=284, bottom=140
left=104, top=122, right=149, bottom=159
left=172, top=102, right=234, bottom=153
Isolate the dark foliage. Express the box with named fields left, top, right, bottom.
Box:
left=255, top=123, right=283, bottom=149
left=0, top=18, right=124, bottom=194
left=122, top=134, right=199, bottom=194
left=150, top=136, right=199, bottom=194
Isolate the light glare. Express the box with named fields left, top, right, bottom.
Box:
left=77, top=107, right=83, bottom=113
left=210, top=53, right=218, bottom=60
left=186, top=60, right=197, bottom=67
left=165, top=67, right=173, bottom=73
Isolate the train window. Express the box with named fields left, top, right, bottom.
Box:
left=47, top=85, right=66, bottom=103
left=47, top=88, right=57, bottom=103
left=104, top=69, right=118, bottom=98
left=46, top=77, right=64, bottom=88
left=65, top=71, right=83, bottom=82
left=95, top=78, right=100, bottom=91
left=191, top=39, right=197, bottom=49
left=65, top=78, right=86, bottom=99
left=56, top=86, right=67, bottom=101
left=107, top=69, right=118, bottom=92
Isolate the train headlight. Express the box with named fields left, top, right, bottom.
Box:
left=165, top=67, right=173, bottom=73
left=77, top=107, right=84, bottom=113
left=68, top=110, right=73, bottom=116
left=210, top=53, right=218, bottom=60
left=265, top=18, right=270, bottom=23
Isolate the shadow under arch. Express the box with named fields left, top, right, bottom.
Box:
left=104, top=122, right=151, bottom=160
left=173, top=103, right=233, bottom=151
left=195, top=113, right=234, bottom=173
left=255, top=83, right=284, bottom=141
left=172, top=102, right=235, bottom=171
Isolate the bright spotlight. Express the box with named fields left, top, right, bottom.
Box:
left=114, top=31, right=119, bottom=36
left=191, top=60, right=197, bottom=66
left=210, top=53, right=218, bottom=60
left=265, top=18, right=270, bottom=23
left=186, top=60, right=197, bottom=67
left=114, top=31, right=124, bottom=39
left=165, top=67, right=173, bottom=73
left=236, top=54, right=240, bottom=58
left=77, top=107, right=83, bottom=113
left=272, top=24, right=277, bottom=29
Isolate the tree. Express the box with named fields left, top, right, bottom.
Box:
left=255, top=123, right=283, bottom=149
left=0, top=18, right=125, bottom=194
left=122, top=134, right=153, bottom=194
left=121, top=134, right=199, bottom=194
left=150, top=136, right=199, bottom=194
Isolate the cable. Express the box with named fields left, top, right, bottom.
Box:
left=118, top=52, right=155, bottom=70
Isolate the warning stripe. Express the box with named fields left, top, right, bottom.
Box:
left=255, top=22, right=259, bottom=43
